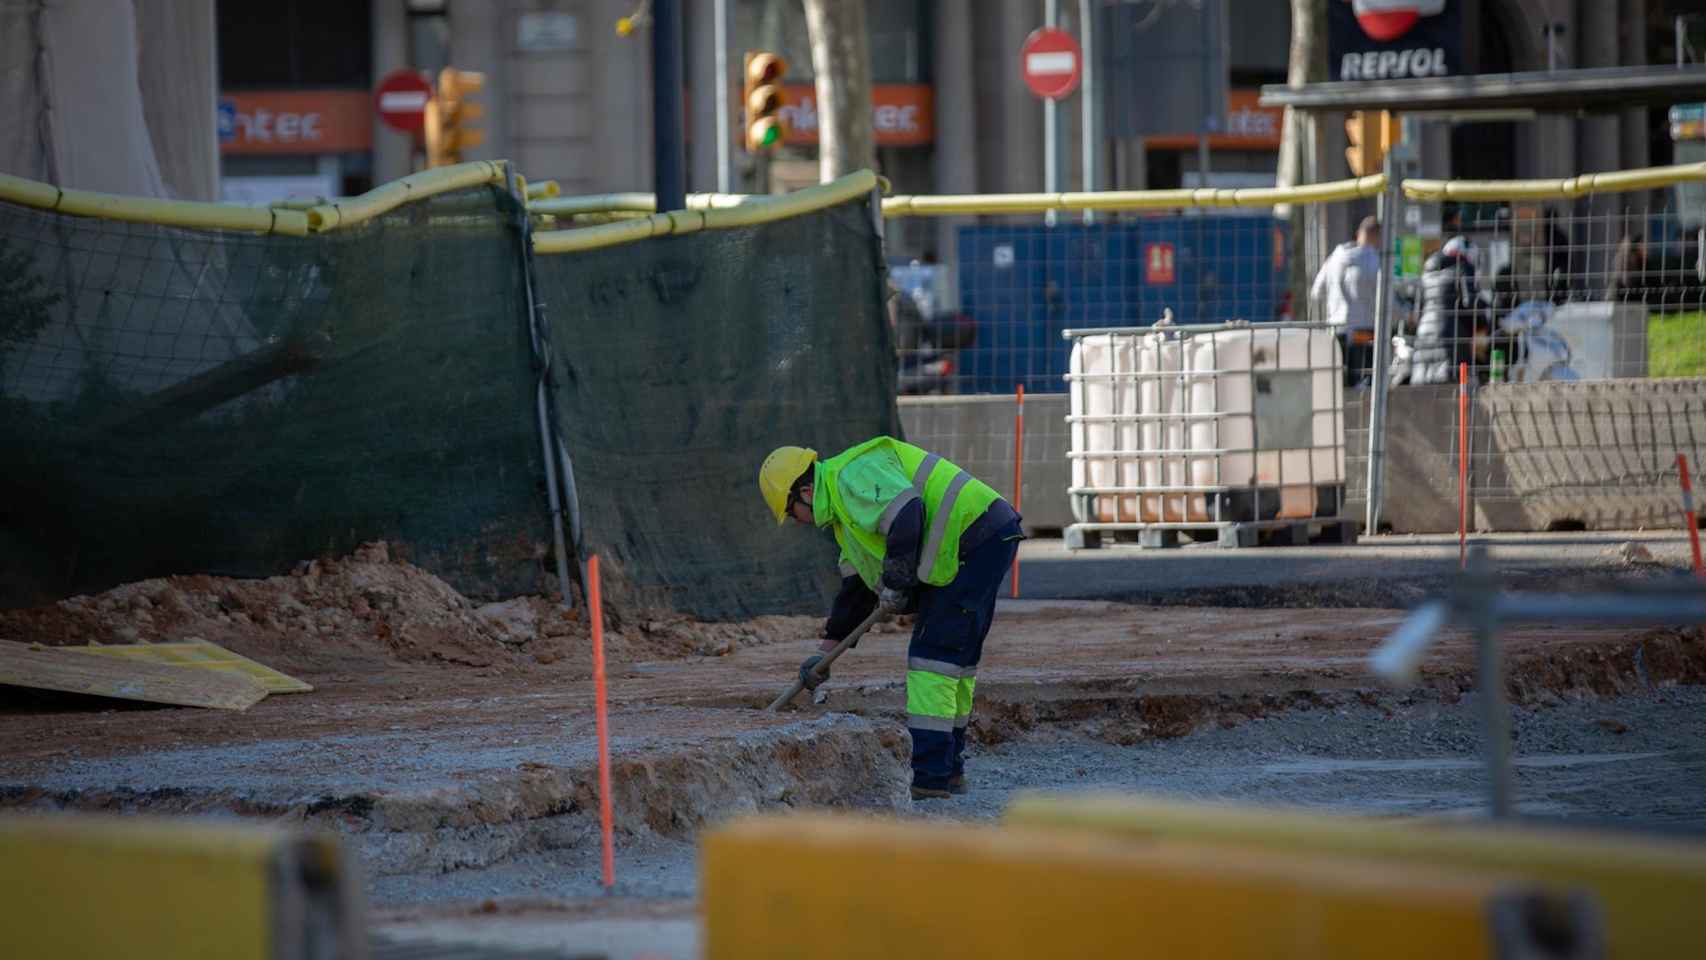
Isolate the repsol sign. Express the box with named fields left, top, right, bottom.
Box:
left=1329, top=0, right=1462, bottom=82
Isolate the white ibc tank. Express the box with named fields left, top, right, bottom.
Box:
left=1136, top=334, right=1200, bottom=523
left=1183, top=327, right=1344, bottom=520
left=1068, top=334, right=1138, bottom=523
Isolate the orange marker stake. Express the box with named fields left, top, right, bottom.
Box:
left=1458, top=362, right=1470, bottom=570
left=1011, top=384, right=1025, bottom=599
left=1681, top=454, right=1704, bottom=575
left=588, top=554, right=615, bottom=890
left=1671, top=453, right=1699, bottom=641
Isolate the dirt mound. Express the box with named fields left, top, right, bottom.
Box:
left=0, top=542, right=819, bottom=676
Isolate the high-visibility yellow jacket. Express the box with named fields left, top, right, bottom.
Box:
left=812, top=437, right=1000, bottom=591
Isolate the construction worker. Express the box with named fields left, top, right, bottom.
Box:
left=757, top=439, right=1023, bottom=800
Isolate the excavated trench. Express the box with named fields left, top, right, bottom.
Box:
left=6, top=544, right=1705, bottom=900
left=0, top=711, right=912, bottom=878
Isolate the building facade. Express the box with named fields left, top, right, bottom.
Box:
left=202, top=1, right=1693, bottom=249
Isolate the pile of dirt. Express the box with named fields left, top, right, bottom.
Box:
left=0, top=542, right=819, bottom=676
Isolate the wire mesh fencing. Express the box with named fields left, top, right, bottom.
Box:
left=891, top=168, right=1706, bottom=540
left=887, top=211, right=1295, bottom=399
left=1384, top=193, right=1706, bottom=388
left=0, top=184, right=555, bottom=605
left=887, top=207, right=1315, bottom=537
left=1372, top=184, right=1706, bottom=532
left=1, top=168, right=898, bottom=616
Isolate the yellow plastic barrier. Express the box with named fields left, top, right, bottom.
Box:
left=525, top=178, right=561, bottom=200
left=533, top=169, right=879, bottom=255
left=1005, top=793, right=1706, bottom=959
left=1403, top=160, right=1706, bottom=201
left=0, top=171, right=310, bottom=236
left=303, top=159, right=506, bottom=231
left=0, top=813, right=364, bottom=960
left=701, top=813, right=1597, bottom=960
left=530, top=190, right=763, bottom=218
left=0, top=161, right=515, bottom=236
left=882, top=173, right=1388, bottom=217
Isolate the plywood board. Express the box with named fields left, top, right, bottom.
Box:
left=70, top=639, right=312, bottom=694
left=0, top=640, right=267, bottom=710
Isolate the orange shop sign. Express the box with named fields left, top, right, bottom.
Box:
left=1145, top=89, right=1284, bottom=151
left=776, top=84, right=934, bottom=147
left=218, top=91, right=373, bottom=155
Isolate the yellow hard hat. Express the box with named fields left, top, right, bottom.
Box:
left=758, top=446, right=817, bottom=525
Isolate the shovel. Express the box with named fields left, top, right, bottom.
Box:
left=765, top=607, right=884, bottom=712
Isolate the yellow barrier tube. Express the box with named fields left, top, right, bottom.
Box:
left=0, top=172, right=63, bottom=209
left=0, top=172, right=311, bottom=236
left=1404, top=160, right=1706, bottom=201
left=533, top=169, right=878, bottom=254
left=524, top=179, right=562, bottom=200
left=531, top=192, right=660, bottom=216
left=882, top=174, right=1386, bottom=217
left=530, top=191, right=768, bottom=218
left=304, top=160, right=504, bottom=231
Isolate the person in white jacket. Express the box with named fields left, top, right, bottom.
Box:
left=1311, top=216, right=1381, bottom=385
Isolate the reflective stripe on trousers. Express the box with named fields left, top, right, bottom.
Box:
left=906, top=668, right=958, bottom=732
left=907, top=669, right=977, bottom=734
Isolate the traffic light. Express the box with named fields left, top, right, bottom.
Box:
left=424, top=67, right=485, bottom=167
left=743, top=52, right=787, bottom=153
left=1345, top=111, right=1378, bottom=176
left=1345, top=110, right=1403, bottom=177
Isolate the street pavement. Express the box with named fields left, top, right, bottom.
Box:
left=1008, top=530, right=1698, bottom=604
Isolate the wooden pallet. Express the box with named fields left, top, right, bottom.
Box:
left=1067, top=520, right=1359, bottom=550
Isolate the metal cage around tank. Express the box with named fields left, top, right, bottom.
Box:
left=1061, top=320, right=1351, bottom=550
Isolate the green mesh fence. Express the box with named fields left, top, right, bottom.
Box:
left=0, top=185, right=551, bottom=607
left=535, top=198, right=900, bottom=619
left=1, top=181, right=896, bottom=621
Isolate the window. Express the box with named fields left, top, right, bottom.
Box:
left=218, top=0, right=374, bottom=89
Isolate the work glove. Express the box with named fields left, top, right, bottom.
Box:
left=798, top=654, right=828, bottom=691
left=878, top=585, right=911, bottom=616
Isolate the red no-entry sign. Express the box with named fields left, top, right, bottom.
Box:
left=376, top=70, right=434, bottom=133
left=1021, top=27, right=1081, bottom=101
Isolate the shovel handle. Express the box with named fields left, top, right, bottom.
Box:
left=765, top=607, right=885, bottom=712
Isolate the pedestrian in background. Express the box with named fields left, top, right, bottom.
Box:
left=1310, top=215, right=1381, bottom=386
left=1409, top=236, right=1481, bottom=384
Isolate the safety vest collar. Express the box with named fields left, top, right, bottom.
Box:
left=810, top=462, right=832, bottom=529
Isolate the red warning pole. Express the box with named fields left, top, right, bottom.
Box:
left=1011, top=384, right=1024, bottom=599
left=1680, top=454, right=1704, bottom=578
left=1458, top=362, right=1470, bottom=570
left=588, top=554, right=615, bottom=890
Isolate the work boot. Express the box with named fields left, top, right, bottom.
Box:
left=910, top=784, right=953, bottom=801
left=948, top=774, right=967, bottom=796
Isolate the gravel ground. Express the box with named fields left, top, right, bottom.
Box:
left=919, top=684, right=1706, bottom=826
left=371, top=684, right=1706, bottom=905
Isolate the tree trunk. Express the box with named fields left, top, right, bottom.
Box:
left=1277, top=0, right=1327, bottom=319
left=802, top=0, right=874, bottom=182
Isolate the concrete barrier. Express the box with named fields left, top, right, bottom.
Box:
left=1008, top=793, right=1706, bottom=959
left=899, top=393, right=1072, bottom=533
left=1349, top=379, right=1706, bottom=533
left=702, top=812, right=1600, bottom=960
left=0, top=813, right=366, bottom=960
left=908, top=378, right=1706, bottom=538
